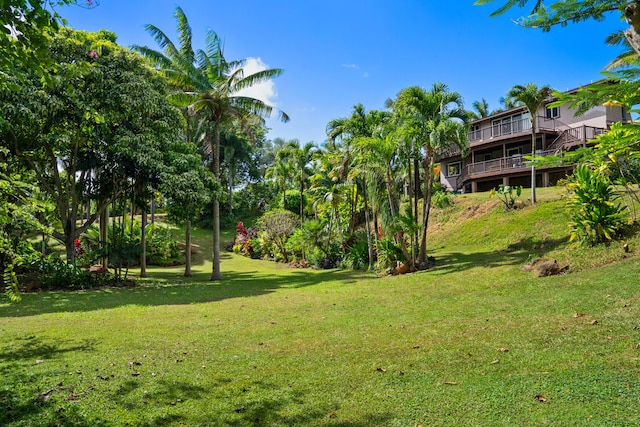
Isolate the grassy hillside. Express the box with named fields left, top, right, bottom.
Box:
left=2, top=189, right=640, bottom=426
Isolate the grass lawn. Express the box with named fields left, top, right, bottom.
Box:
left=2, top=189, right=640, bottom=426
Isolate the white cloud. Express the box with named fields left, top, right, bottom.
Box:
left=232, top=57, right=279, bottom=107
left=342, top=63, right=368, bottom=78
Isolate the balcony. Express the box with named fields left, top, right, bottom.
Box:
left=466, top=149, right=563, bottom=178
left=469, top=116, right=532, bottom=143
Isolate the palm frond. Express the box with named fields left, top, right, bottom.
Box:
left=174, top=6, right=195, bottom=64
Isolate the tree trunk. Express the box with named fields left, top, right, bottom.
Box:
left=229, top=167, right=233, bottom=216
left=362, top=176, right=374, bottom=271
left=65, top=227, right=75, bottom=265
left=151, top=189, right=155, bottom=225
left=418, top=154, right=435, bottom=265
left=531, top=125, right=537, bottom=205
left=386, top=168, right=412, bottom=266
left=211, top=122, right=222, bottom=281
left=100, top=205, right=109, bottom=269
left=625, top=2, right=640, bottom=56
left=140, top=209, right=147, bottom=278
left=185, top=219, right=192, bottom=277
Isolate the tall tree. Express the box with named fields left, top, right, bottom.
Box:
left=470, top=98, right=491, bottom=119
left=266, top=149, right=293, bottom=207
left=1, top=28, right=182, bottom=263
left=136, top=7, right=289, bottom=281
left=160, top=136, right=216, bottom=277
left=506, top=83, right=553, bottom=205
left=283, top=141, right=317, bottom=227
left=392, top=83, right=469, bottom=267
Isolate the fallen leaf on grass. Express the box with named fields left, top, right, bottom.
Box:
left=131, top=372, right=140, bottom=376
left=534, top=395, right=547, bottom=403
left=573, top=313, right=586, bottom=318
left=444, top=381, right=458, bottom=385
left=35, top=359, right=45, bottom=364
left=376, top=367, right=387, bottom=373
left=490, top=360, right=500, bottom=365
left=497, top=348, right=509, bottom=353
left=590, top=320, right=598, bottom=325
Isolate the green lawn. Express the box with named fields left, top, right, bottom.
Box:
left=2, top=190, right=640, bottom=426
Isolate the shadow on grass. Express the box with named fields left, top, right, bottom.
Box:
left=0, top=262, right=367, bottom=318
left=431, top=235, right=570, bottom=275
left=0, top=336, right=101, bottom=426
left=0, top=335, right=95, bottom=366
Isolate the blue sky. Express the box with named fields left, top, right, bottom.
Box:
left=58, top=0, right=626, bottom=145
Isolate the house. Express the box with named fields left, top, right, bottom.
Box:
left=439, top=86, right=628, bottom=194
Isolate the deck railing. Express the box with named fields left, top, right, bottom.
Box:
left=468, top=116, right=561, bottom=142
left=466, top=149, right=561, bottom=176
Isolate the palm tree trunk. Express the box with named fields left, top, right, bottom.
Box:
left=362, top=176, right=374, bottom=270
left=229, top=163, right=233, bottom=216
left=386, top=168, right=412, bottom=266
left=531, top=126, right=537, bottom=205
left=211, top=122, right=222, bottom=281
left=418, top=154, right=435, bottom=265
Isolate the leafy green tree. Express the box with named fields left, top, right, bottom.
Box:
left=160, top=138, right=217, bottom=277
left=506, top=83, right=553, bottom=206
left=1, top=28, right=182, bottom=263
left=0, top=150, right=50, bottom=301
left=137, top=7, right=289, bottom=281
left=0, top=0, right=99, bottom=87
left=475, top=1, right=640, bottom=55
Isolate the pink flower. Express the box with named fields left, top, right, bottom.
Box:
left=89, top=50, right=98, bottom=59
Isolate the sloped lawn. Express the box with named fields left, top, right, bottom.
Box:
left=2, top=191, right=640, bottom=426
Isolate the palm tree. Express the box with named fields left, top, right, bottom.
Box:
left=136, top=7, right=289, bottom=280
left=392, top=83, right=469, bottom=267
left=285, top=141, right=317, bottom=227
left=506, top=83, right=553, bottom=205
left=265, top=151, right=293, bottom=208
left=470, top=98, right=491, bottom=119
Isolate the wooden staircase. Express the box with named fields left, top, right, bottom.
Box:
left=546, top=125, right=604, bottom=153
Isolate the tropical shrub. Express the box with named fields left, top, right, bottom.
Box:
left=342, top=232, right=369, bottom=270
left=256, top=209, right=298, bottom=263
left=490, top=184, right=523, bottom=210
left=377, top=237, right=404, bottom=270
left=432, top=186, right=455, bottom=209
left=81, top=220, right=181, bottom=267
left=566, top=164, right=629, bottom=245
left=281, top=190, right=304, bottom=215
left=285, top=228, right=309, bottom=262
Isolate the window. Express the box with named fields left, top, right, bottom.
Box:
left=446, top=162, right=461, bottom=177
left=545, top=105, right=559, bottom=119
left=470, top=123, right=481, bottom=140
left=491, top=113, right=528, bottom=137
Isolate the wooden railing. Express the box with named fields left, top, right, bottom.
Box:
left=465, top=149, right=562, bottom=177
left=468, top=116, right=562, bottom=142
left=547, top=125, right=604, bottom=151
